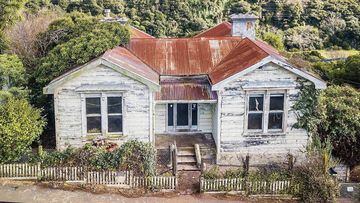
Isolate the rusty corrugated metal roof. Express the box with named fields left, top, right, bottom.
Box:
left=193, top=22, right=232, bottom=38
left=129, top=26, right=154, bottom=38
left=102, top=47, right=159, bottom=84
left=209, top=38, right=270, bottom=84
left=155, top=76, right=217, bottom=101
left=128, top=37, right=241, bottom=76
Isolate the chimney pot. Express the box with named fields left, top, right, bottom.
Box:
left=230, top=13, right=258, bottom=39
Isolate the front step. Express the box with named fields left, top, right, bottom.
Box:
left=178, top=156, right=196, bottom=163
left=177, top=147, right=199, bottom=171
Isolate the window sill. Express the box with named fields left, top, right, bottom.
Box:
left=243, top=131, right=286, bottom=137
left=84, top=133, right=126, bottom=141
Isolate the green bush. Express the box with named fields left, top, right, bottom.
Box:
left=0, top=97, right=46, bottom=163
left=30, top=140, right=156, bottom=176
left=202, top=166, right=223, bottom=179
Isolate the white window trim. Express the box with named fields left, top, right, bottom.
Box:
left=81, top=92, right=124, bottom=137
left=243, top=89, right=289, bottom=135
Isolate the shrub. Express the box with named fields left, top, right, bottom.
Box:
left=0, top=97, right=46, bottom=163
left=30, top=140, right=156, bottom=176
left=202, top=166, right=223, bottom=179
left=294, top=137, right=339, bottom=202
left=115, top=140, right=156, bottom=176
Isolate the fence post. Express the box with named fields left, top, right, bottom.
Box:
left=37, top=162, right=41, bottom=180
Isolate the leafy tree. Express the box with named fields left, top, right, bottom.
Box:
left=261, top=32, right=284, bottom=51
left=0, top=54, right=27, bottom=100
left=313, top=54, right=360, bottom=87
left=0, top=0, right=27, bottom=30
left=284, top=26, right=323, bottom=50
left=295, top=85, right=360, bottom=167
left=33, top=13, right=130, bottom=86
left=0, top=97, right=46, bottom=163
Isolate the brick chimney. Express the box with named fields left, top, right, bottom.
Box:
left=230, top=14, right=258, bottom=39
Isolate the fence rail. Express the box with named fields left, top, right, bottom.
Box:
left=200, top=177, right=299, bottom=195
left=0, top=163, right=176, bottom=190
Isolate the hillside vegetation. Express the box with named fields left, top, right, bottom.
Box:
left=20, top=0, right=360, bottom=51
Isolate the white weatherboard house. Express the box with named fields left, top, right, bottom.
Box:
left=44, top=14, right=326, bottom=166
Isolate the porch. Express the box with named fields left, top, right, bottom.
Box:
left=155, top=133, right=216, bottom=149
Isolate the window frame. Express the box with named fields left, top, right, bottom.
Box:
left=81, top=92, right=124, bottom=137
left=244, top=90, right=288, bottom=135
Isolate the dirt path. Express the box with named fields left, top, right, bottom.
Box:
left=0, top=183, right=245, bottom=203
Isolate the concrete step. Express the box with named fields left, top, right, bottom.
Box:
left=178, top=156, right=197, bottom=163
left=178, top=149, right=195, bottom=156
left=178, top=164, right=199, bottom=171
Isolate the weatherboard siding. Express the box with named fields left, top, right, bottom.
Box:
left=218, top=63, right=308, bottom=165
left=54, top=65, right=151, bottom=150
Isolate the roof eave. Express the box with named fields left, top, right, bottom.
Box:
left=43, top=57, right=160, bottom=95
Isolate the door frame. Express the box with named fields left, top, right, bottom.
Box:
left=166, top=103, right=198, bottom=132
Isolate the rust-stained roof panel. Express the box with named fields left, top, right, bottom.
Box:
left=128, top=37, right=241, bottom=76
left=102, top=47, right=159, bottom=84
left=155, top=77, right=217, bottom=101
left=129, top=26, right=154, bottom=38
left=209, top=38, right=270, bottom=84
left=193, top=22, right=232, bottom=38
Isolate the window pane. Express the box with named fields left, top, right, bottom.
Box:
left=270, top=94, right=284, bottom=110
left=248, top=113, right=262, bottom=129
left=249, top=96, right=263, bottom=111
left=86, top=98, right=101, bottom=114
left=108, top=97, right=122, bottom=114
left=108, top=115, right=123, bottom=132
left=168, top=103, right=174, bottom=126
left=87, top=116, right=101, bottom=133
left=268, top=113, right=283, bottom=129
left=192, top=103, right=198, bottom=126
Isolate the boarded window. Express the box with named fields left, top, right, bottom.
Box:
left=248, top=95, right=264, bottom=130
left=86, top=97, right=101, bottom=133
left=107, top=97, right=123, bottom=133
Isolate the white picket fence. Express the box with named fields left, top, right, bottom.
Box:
left=132, top=176, right=177, bottom=190
left=0, top=163, right=40, bottom=179
left=200, top=177, right=299, bottom=195
left=0, top=163, right=176, bottom=190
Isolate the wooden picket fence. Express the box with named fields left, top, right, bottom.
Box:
left=0, top=163, right=176, bottom=190
left=132, top=176, right=177, bottom=190
left=200, top=177, right=299, bottom=195
left=41, top=166, right=84, bottom=181
left=0, top=163, right=40, bottom=179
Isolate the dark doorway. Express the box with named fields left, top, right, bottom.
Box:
left=176, top=104, right=189, bottom=127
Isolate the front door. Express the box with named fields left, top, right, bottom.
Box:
left=176, top=103, right=189, bottom=129
left=167, top=103, right=198, bottom=131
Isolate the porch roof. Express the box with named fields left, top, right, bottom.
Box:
left=155, top=76, right=217, bottom=102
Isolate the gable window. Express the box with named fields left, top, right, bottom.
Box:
left=83, top=94, right=123, bottom=136
left=246, top=92, right=286, bottom=133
